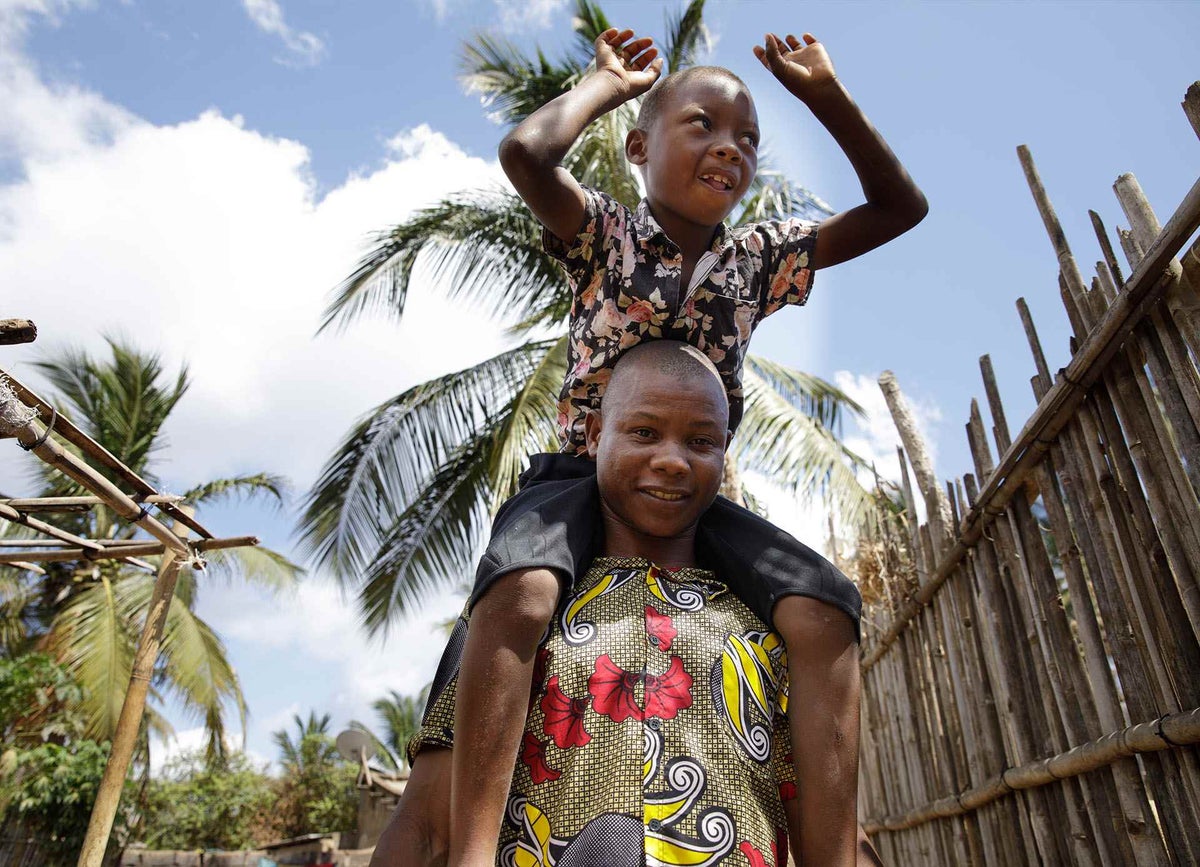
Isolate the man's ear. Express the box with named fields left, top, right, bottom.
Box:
left=584, top=410, right=603, bottom=458
left=625, top=127, right=647, bottom=167
left=723, top=430, right=733, bottom=452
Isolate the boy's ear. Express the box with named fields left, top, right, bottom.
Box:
left=584, top=410, right=603, bottom=458
left=625, top=128, right=648, bottom=167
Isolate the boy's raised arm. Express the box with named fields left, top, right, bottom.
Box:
left=499, top=28, right=662, bottom=244
left=754, top=33, right=928, bottom=270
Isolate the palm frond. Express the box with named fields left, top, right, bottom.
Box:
left=182, top=473, right=290, bottom=510
left=735, top=171, right=834, bottom=225
left=737, top=367, right=878, bottom=532
left=320, top=189, right=570, bottom=336
left=743, top=355, right=863, bottom=432
left=564, top=101, right=643, bottom=208
left=47, top=576, right=133, bottom=740
left=200, top=545, right=304, bottom=595
left=357, top=433, right=492, bottom=634
left=570, top=0, right=614, bottom=63
left=459, top=34, right=579, bottom=126
left=32, top=337, right=189, bottom=482
left=300, top=341, right=558, bottom=581
left=661, top=0, right=709, bottom=73
left=485, top=335, right=567, bottom=501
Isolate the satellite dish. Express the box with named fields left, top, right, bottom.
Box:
left=335, top=729, right=375, bottom=763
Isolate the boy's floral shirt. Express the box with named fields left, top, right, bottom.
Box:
left=546, top=186, right=819, bottom=454
left=412, top=557, right=798, bottom=867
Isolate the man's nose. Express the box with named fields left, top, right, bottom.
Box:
left=650, top=441, right=690, bottom=474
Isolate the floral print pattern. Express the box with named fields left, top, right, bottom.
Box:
left=411, top=558, right=798, bottom=866
left=544, top=187, right=819, bottom=454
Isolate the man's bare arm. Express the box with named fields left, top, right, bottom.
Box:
left=499, top=28, right=662, bottom=243
left=754, top=32, right=928, bottom=270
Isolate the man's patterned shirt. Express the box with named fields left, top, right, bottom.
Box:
left=546, top=186, right=819, bottom=454
left=413, top=558, right=798, bottom=867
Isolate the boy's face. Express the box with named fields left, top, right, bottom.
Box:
left=585, top=366, right=730, bottom=545
left=628, top=73, right=760, bottom=231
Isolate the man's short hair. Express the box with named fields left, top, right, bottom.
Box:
left=605, top=341, right=728, bottom=425
left=635, top=66, right=749, bottom=133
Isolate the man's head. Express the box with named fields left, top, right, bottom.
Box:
left=585, top=341, right=730, bottom=555
left=626, top=66, right=759, bottom=229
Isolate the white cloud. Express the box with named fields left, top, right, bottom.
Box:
left=0, top=1, right=517, bottom=749
left=150, top=725, right=272, bottom=776
left=240, top=0, right=325, bottom=67
left=495, top=0, right=566, bottom=32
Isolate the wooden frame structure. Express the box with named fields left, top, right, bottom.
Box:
left=856, top=83, right=1200, bottom=864
left=0, top=343, right=259, bottom=867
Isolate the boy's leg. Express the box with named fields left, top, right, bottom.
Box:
left=450, top=567, right=560, bottom=867
left=774, top=594, right=862, bottom=867
left=370, top=748, right=451, bottom=867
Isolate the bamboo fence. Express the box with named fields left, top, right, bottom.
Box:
left=0, top=354, right=260, bottom=867
left=856, top=82, right=1200, bottom=865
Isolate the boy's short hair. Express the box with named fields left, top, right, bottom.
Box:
left=635, top=65, right=750, bottom=133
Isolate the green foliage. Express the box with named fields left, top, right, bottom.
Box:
left=265, top=713, right=359, bottom=840
left=139, top=750, right=275, bottom=851
left=0, top=653, right=85, bottom=747
left=0, top=338, right=302, bottom=756
left=2, top=739, right=135, bottom=865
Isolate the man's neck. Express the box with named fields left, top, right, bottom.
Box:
left=600, top=509, right=699, bottom=569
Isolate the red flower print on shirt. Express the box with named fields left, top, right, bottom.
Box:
left=541, top=675, right=591, bottom=749
left=644, top=656, right=693, bottom=721
left=644, top=606, right=676, bottom=652
left=627, top=298, right=656, bottom=323
left=520, top=731, right=561, bottom=785
left=588, top=654, right=643, bottom=723
left=738, top=841, right=774, bottom=867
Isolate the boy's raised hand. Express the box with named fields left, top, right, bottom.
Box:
left=594, top=28, right=663, bottom=102
left=753, top=32, right=838, bottom=103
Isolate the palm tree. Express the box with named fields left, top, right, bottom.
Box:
left=0, top=337, right=302, bottom=758
left=301, top=0, right=875, bottom=634
left=349, top=686, right=431, bottom=773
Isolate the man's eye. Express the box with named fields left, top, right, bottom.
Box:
left=691, top=437, right=717, bottom=447
left=632, top=428, right=655, bottom=438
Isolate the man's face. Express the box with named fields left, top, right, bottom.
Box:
left=586, top=367, right=730, bottom=543
left=629, top=73, right=760, bottom=231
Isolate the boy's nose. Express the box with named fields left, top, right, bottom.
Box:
left=711, top=142, right=742, bottom=164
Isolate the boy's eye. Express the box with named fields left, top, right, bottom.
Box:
left=690, top=115, right=712, bottom=130
left=741, top=133, right=759, bottom=148
left=632, top=427, right=655, bottom=438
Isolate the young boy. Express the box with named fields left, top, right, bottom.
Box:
left=413, top=25, right=924, bottom=867
left=379, top=343, right=872, bottom=867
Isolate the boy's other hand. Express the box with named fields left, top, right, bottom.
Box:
left=753, top=32, right=838, bottom=103
left=595, top=27, right=663, bottom=102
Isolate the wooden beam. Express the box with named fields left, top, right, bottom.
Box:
left=0, top=535, right=258, bottom=564
left=0, top=319, right=37, bottom=345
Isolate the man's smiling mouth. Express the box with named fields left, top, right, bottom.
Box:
left=642, top=488, right=689, bottom=502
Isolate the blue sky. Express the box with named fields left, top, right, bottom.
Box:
left=2, top=0, right=1198, bottom=769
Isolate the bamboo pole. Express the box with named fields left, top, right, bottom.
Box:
left=863, top=707, right=1200, bottom=836
left=0, top=502, right=154, bottom=571
left=861, top=162, right=1200, bottom=671
left=0, top=319, right=37, bottom=345
left=76, top=515, right=191, bottom=867
left=0, top=371, right=212, bottom=540
left=0, top=494, right=185, bottom=512
left=879, top=372, right=952, bottom=548
left=0, top=536, right=258, bottom=564
left=1184, top=82, right=1200, bottom=140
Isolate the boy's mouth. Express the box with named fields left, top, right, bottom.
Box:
left=699, top=172, right=735, bottom=192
